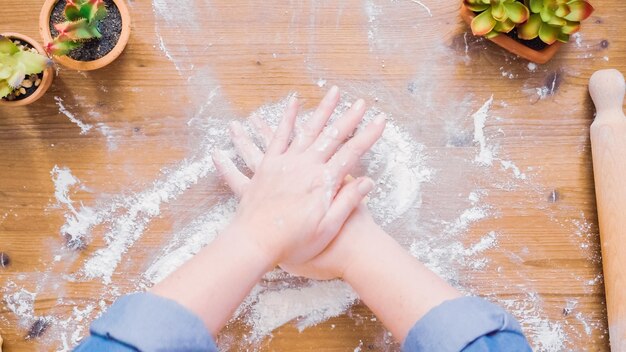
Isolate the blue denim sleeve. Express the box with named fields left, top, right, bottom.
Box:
left=403, top=296, right=532, bottom=352
left=74, top=292, right=218, bottom=352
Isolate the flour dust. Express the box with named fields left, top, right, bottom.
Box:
left=1, top=0, right=602, bottom=349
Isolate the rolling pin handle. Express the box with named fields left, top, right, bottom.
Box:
left=589, top=69, right=625, bottom=116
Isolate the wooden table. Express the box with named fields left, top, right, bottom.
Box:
left=1, top=0, right=624, bottom=350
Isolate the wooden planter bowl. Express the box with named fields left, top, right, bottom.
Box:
left=460, top=2, right=562, bottom=64
left=0, top=32, right=54, bottom=107
left=39, top=0, right=131, bottom=71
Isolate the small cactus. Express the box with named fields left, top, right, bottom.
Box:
left=47, top=0, right=108, bottom=56
left=518, top=0, right=594, bottom=44
left=0, top=36, right=51, bottom=99
left=465, top=0, right=530, bottom=38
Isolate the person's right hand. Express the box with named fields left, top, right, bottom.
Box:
left=280, top=178, right=381, bottom=281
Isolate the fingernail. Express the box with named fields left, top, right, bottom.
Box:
left=249, top=114, right=263, bottom=129
left=353, top=99, right=365, bottom=110
left=328, top=85, right=339, bottom=97
left=374, top=113, right=387, bottom=125
left=358, top=178, right=374, bottom=195
left=230, top=120, right=242, bottom=136
left=212, top=149, right=226, bottom=163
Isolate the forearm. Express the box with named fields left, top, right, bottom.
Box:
left=150, top=223, right=274, bottom=337
left=343, top=225, right=461, bottom=342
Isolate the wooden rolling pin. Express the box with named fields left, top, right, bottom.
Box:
left=589, top=69, right=626, bottom=351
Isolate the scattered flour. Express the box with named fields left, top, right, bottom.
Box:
left=5, top=94, right=592, bottom=351
left=445, top=205, right=490, bottom=236
left=144, top=199, right=237, bottom=284
left=572, top=32, right=583, bottom=48
left=54, top=96, right=93, bottom=134
left=245, top=280, right=358, bottom=340
left=81, top=153, right=218, bottom=284
left=51, top=166, right=97, bottom=249
left=471, top=97, right=528, bottom=180
left=0, top=0, right=601, bottom=348
left=408, top=0, right=433, bottom=17
left=500, top=160, right=527, bottom=180
left=472, top=96, right=495, bottom=165
left=3, top=285, right=36, bottom=327
left=51, top=166, right=80, bottom=206
left=96, top=123, right=118, bottom=150
left=367, top=119, right=431, bottom=224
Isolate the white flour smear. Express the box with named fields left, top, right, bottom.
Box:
left=143, top=199, right=237, bottom=284
left=152, top=0, right=197, bottom=75
left=501, top=295, right=566, bottom=352
left=410, top=191, right=496, bottom=282
left=3, top=283, right=37, bottom=328
left=54, top=96, right=93, bottom=134
left=473, top=96, right=495, bottom=165
left=472, top=97, right=528, bottom=180
left=407, top=0, right=433, bottom=16
left=367, top=120, right=431, bottom=225
left=51, top=166, right=97, bottom=249
left=81, top=152, right=218, bottom=284
left=245, top=280, right=358, bottom=340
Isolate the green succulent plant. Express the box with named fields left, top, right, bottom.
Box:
left=518, top=0, right=594, bottom=44
left=465, top=0, right=530, bottom=38
left=0, top=36, right=51, bottom=99
left=47, top=0, right=108, bottom=56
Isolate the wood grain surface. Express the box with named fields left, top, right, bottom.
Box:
left=1, top=0, right=624, bottom=351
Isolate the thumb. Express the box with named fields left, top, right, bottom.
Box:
left=316, top=177, right=374, bottom=245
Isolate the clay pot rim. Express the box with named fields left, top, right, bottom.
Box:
left=460, top=2, right=562, bottom=64
left=0, top=32, right=54, bottom=107
left=39, top=0, right=131, bottom=71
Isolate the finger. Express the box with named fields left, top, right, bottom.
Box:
left=291, top=86, right=340, bottom=151
left=212, top=150, right=249, bottom=196
left=341, top=175, right=370, bottom=204
left=230, top=121, right=263, bottom=172
left=249, top=114, right=274, bottom=149
left=316, top=177, right=374, bottom=245
left=267, top=96, right=299, bottom=155
left=328, top=113, right=387, bottom=179
left=309, top=99, right=366, bottom=161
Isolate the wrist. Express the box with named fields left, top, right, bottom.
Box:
left=222, top=222, right=278, bottom=272
left=340, top=221, right=388, bottom=281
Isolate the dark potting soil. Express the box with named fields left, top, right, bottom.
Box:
left=506, top=28, right=549, bottom=51
left=50, top=0, right=122, bottom=62
left=1, top=39, right=45, bottom=102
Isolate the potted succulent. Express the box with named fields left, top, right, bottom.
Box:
left=461, top=0, right=594, bottom=64
left=39, top=0, right=131, bottom=71
left=0, top=33, right=54, bottom=107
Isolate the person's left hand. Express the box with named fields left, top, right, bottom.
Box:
left=213, top=87, right=386, bottom=266
left=226, top=108, right=387, bottom=281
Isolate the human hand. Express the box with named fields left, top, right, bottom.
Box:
left=280, top=183, right=381, bottom=280
left=235, top=110, right=385, bottom=280
left=213, top=87, right=386, bottom=266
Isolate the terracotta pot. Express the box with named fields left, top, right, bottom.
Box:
left=460, top=2, right=562, bottom=64
left=39, top=0, right=131, bottom=71
left=0, top=32, right=54, bottom=107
